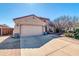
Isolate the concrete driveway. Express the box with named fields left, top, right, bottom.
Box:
left=0, top=34, right=59, bottom=49
left=0, top=36, right=20, bottom=49
left=0, top=36, right=20, bottom=56
left=20, top=34, right=59, bottom=48
left=0, top=35, right=79, bottom=56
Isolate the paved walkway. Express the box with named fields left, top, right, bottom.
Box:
left=0, top=36, right=9, bottom=43
left=0, top=36, right=79, bottom=56
left=21, top=37, right=79, bottom=56
left=47, top=37, right=79, bottom=56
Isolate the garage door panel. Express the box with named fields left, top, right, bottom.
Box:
left=21, top=25, right=43, bottom=36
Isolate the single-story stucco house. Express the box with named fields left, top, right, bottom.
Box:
left=13, top=14, right=54, bottom=37
left=0, top=24, right=13, bottom=36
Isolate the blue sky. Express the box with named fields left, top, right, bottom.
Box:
left=0, top=3, right=79, bottom=27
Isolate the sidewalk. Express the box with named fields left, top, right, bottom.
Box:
left=21, top=37, right=79, bottom=56
left=0, top=36, right=20, bottom=56
left=0, top=36, right=9, bottom=43
left=49, top=37, right=79, bottom=56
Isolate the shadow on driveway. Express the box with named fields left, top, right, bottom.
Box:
left=0, top=34, right=60, bottom=49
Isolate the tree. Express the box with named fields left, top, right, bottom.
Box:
left=53, top=15, right=79, bottom=33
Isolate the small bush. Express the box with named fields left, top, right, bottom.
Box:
left=64, top=32, right=74, bottom=37
left=74, top=29, right=79, bottom=33
left=74, top=34, right=79, bottom=39
left=74, top=29, right=79, bottom=40
left=65, top=29, right=79, bottom=40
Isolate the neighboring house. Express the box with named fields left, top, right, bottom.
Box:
left=13, top=14, right=53, bottom=37
left=0, top=24, right=13, bottom=36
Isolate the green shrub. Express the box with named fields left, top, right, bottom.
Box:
left=74, top=29, right=79, bottom=33
left=74, top=33, right=79, bottom=39
left=74, top=29, right=79, bottom=40
left=65, top=29, right=79, bottom=40
left=64, top=32, right=74, bottom=38
left=68, top=31, right=74, bottom=33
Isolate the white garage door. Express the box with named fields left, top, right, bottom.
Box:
left=21, top=25, right=43, bottom=36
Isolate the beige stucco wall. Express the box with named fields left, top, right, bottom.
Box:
left=13, top=16, right=47, bottom=36
left=14, top=16, right=46, bottom=26
left=13, top=24, right=20, bottom=35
